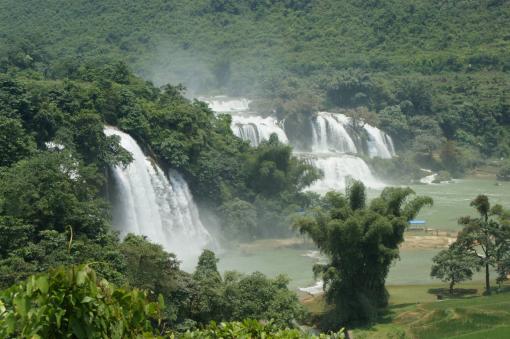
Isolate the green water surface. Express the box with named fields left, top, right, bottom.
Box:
left=218, top=178, right=510, bottom=289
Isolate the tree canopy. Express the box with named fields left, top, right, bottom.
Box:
left=294, top=181, right=432, bottom=328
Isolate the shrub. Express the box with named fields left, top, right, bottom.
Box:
left=172, top=319, right=345, bottom=338
left=497, top=163, right=510, bottom=181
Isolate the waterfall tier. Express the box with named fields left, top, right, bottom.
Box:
left=201, top=96, right=251, bottom=113
left=104, top=126, right=212, bottom=266
left=364, top=123, right=396, bottom=159
left=311, top=112, right=357, bottom=154
left=299, top=153, right=385, bottom=192
left=231, top=115, right=288, bottom=146
left=311, top=112, right=395, bottom=159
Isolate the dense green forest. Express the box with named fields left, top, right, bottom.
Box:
left=1, top=0, right=509, bottom=171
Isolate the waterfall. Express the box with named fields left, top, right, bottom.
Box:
left=364, top=124, right=396, bottom=159
left=420, top=173, right=437, bottom=184
left=202, top=97, right=396, bottom=193
left=231, top=115, right=289, bottom=146
left=201, top=96, right=251, bottom=113
left=202, top=96, right=288, bottom=146
left=311, top=112, right=395, bottom=158
left=311, top=112, right=358, bottom=154
left=104, top=126, right=213, bottom=266
left=301, top=153, right=385, bottom=192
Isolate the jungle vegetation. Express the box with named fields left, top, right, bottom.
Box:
left=0, top=0, right=508, bottom=177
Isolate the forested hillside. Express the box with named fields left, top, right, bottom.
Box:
left=1, top=0, right=508, bottom=82
left=1, top=0, right=508, bottom=173
left=0, top=63, right=324, bottom=335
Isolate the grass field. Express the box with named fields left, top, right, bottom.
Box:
left=356, top=284, right=510, bottom=338
left=303, top=283, right=510, bottom=338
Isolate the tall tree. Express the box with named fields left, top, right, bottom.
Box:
left=430, top=244, right=479, bottom=294
left=457, top=195, right=508, bottom=295
left=190, top=250, right=224, bottom=323
left=294, top=181, right=432, bottom=328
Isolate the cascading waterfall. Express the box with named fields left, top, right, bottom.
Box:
left=302, top=153, right=385, bottom=193
left=203, top=97, right=396, bottom=192
left=311, top=112, right=395, bottom=159
left=364, top=124, right=396, bottom=159
left=201, top=96, right=287, bottom=146
left=104, top=126, right=213, bottom=266
left=311, top=112, right=358, bottom=154
left=231, top=115, right=289, bottom=146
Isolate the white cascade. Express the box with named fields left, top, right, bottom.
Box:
left=311, top=112, right=396, bottom=158
left=311, top=112, right=358, bottom=154
left=364, top=124, right=396, bottom=159
left=302, top=153, right=385, bottom=193
left=104, top=126, right=213, bottom=266
left=201, top=96, right=251, bottom=113
left=420, top=173, right=437, bottom=184
left=231, top=115, right=288, bottom=146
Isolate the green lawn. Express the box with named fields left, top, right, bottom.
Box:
left=341, top=283, right=510, bottom=338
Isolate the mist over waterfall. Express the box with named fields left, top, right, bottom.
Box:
left=203, top=96, right=396, bottom=192
left=104, top=126, right=213, bottom=267
left=202, top=96, right=251, bottom=113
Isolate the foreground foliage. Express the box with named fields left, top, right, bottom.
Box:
left=183, top=250, right=305, bottom=327
left=0, top=265, right=163, bottom=338
left=172, top=320, right=344, bottom=338
left=0, top=265, right=342, bottom=338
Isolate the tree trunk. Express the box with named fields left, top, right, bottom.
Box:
left=485, top=263, right=491, bottom=295
left=449, top=280, right=455, bottom=295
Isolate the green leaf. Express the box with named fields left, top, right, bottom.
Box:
left=36, top=275, right=49, bottom=294
left=81, top=296, right=93, bottom=304
left=70, top=316, right=86, bottom=339
left=13, top=295, right=28, bottom=317
left=76, top=270, right=88, bottom=286
left=55, top=309, right=65, bottom=328
left=158, top=294, right=165, bottom=309
left=5, top=315, right=16, bottom=334
left=0, top=299, right=5, bottom=314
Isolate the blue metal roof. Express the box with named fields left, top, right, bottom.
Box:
left=409, top=220, right=426, bottom=224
